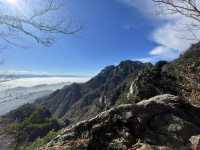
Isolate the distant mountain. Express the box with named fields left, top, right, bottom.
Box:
left=35, top=42, right=200, bottom=124
left=39, top=42, right=200, bottom=149
left=36, top=60, right=152, bottom=122
left=2, top=42, right=200, bottom=150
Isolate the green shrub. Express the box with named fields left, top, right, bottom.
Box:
left=8, top=105, right=61, bottom=149
left=25, top=130, right=59, bottom=150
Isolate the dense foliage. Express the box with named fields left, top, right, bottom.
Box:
left=7, top=105, right=61, bottom=149
left=25, top=130, right=60, bottom=150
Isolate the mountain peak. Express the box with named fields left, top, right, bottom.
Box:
left=118, top=60, right=142, bottom=66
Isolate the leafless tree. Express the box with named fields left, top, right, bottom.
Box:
left=153, top=0, right=200, bottom=40
left=0, top=0, right=81, bottom=47
left=153, top=0, right=200, bottom=20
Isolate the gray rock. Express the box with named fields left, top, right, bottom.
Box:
left=41, top=95, right=200, bottom=150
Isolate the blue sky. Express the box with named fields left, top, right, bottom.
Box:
left=0, top=0, right=197, bottom=76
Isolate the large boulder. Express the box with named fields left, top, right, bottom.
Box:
left=41, top=94, right=200, bottom=150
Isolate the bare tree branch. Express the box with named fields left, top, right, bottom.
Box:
left=153, top=0, right=200, bottom=21
left=153, top=0, right=200, bottom=40
left=0, top=0, right=80, bottom=47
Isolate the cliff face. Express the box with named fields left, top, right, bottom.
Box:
left=166, top=43, right=200, bottom=104
left=125, top=60, right=180, bottom=103
left=36, top=61, right=151, bottom=123
left=35, top=43, right=200, bottom=125
left=38, top=43, right=200, bottom=149
left=41, top=95, right=200, bottom=150
left=2, top=42, right=200, bottom=150
left=126, top=43, right=200, bottom=105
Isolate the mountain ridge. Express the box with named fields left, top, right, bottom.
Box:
left=1, top=42, right=200, bottom=150
left=36, top=60, right=151, bottom=123
left=36, top=43, right=200, bottom=123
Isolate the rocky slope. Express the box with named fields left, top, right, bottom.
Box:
left=36, top=61, right=151, bottom=123
left=41, top=94, right=200, bottom=150
left=125, top=43, right=200, bottom=105
left=38, top=43, right=200, bottom=150
left=36, top=42, right=200, bottom=124
left=166, top=43, right=200, bottom=104
left=1, top=42, right=200, bottom=149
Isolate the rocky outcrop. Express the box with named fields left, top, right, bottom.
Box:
left=126, top=61, right=180, bottom=103
left=32, top=42, right=200, bottom=127
left=35, top=42, right=200, bottom=126
left=126, top=43, right=200, bottom=105
left=165, top=43, right=200, bottom=104
left=36, top=61, right=151, bottom=123
left=3, top=43, right=200, bottom=149
left=41, top=94, right=200, bottom=150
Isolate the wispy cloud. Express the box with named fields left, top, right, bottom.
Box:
left=152, top=16, right=199, bottom=52
left=117, top=0, right=200, bottom=62
left=117, top=0, right=155, bottom=16
left=133, top=55, right=175, bottom=64
left=133, top=57, right=155, bottom=63
left=149, top=46, right=179, bottom=58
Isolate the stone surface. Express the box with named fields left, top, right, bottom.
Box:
left=40, top=94, right=200, bottom=150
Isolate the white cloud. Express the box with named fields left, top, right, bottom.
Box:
left=152, top=17, right=199, bottom=53
left=118, top=0, right=200, bottom=60
left=134, top=57, right=155, bottom=63
left=133, top=55, right=175, bottom=64
left=150, top=46, right=178, bottom=58
left=0, top=77, right=89, bottom=91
